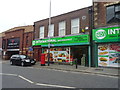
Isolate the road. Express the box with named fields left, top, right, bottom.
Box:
left=1, top=61, right=119, bottom=89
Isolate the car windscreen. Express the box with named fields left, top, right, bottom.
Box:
left=19, top=55, right=28, bottom=59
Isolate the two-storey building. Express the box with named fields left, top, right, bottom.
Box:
left=32, top=6, right=93, bottom=66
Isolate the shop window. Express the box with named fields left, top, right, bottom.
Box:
left=106, top=4, right=120, bottom=24
left=39, top=26, right=45, bottom=39
left=43, top=47, right=70, bottom=63
left=48, top=24, right=54, bottom=37
left=71, top=18, right=80, bottom=34
left=59, top=21, right=66, bottom=36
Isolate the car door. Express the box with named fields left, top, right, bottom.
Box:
left=10, top=55, right=17, bottom=64
left=15, top=55, right=21, bottom=65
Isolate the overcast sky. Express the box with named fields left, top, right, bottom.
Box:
left=0, top=0, right=92, bottom=33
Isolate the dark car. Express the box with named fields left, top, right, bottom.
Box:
left=10, top=55, right=36, bottom=66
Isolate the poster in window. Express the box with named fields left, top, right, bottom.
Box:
left=98, top=44, right=109, bottom=66
left=43, top=47, right=70, bottom=62
left=109, top=43, right=120, bottom=67
left=98, top=43, right=120, bottom=67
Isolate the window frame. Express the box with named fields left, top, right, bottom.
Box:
left=58, top=21, right=66, bottom=36
left=106, top=4, right=120, bottom=24
left=39, top=26, right=45, bottom=39
left=71, top=18, right=80, bottom=34
left=48, top=24, right=54, bottom=37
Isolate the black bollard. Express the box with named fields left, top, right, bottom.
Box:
left=75, top=58, right=78, bottom=69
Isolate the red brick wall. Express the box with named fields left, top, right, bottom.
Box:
left=23, top=32, right=34, bottom=57
left=2, top=25, right=34, bottom=59
left=4, top=29, right=24, bottom=51
left=93, top=2, right=120, bottom=28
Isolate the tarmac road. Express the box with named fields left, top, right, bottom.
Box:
left=1, top=61, right=119, bottom=89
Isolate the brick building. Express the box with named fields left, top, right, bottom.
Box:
left=92, top=1, right=120, bottom=67
left=2, top=25, right=34, bottom=60
left=33, top=6, right=93, bottom=66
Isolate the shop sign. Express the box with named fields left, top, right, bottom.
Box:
left=28, top=47, right=33, bottom=51
left=93, top=26, right=120, bottom=42
left=32, top=34, right=89, bottom=47
left=7, top=38, right=20, bottom=49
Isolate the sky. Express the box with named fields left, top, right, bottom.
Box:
left=0, top=0, right=92, bottom=33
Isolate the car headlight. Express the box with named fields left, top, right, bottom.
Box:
left=25, top=59, right=30, bottom=62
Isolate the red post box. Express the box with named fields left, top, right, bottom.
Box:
left=40, top=53, right=46, bottom=66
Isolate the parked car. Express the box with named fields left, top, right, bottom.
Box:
left=10, top=55, right=36, bottom=66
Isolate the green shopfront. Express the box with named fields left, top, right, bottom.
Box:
left=32, top=34, right=91, bottom=66
left=92, top=26, right=120, bottom=67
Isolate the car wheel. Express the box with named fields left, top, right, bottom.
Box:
left=10, top=61, right=13, bottom=65
left=21, top=62, right=24, bottom=67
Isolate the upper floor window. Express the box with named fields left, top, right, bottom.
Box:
left=48, top=24, right=54, bottom=37
left=71, top=18, right=79, bottom=34
left=59, top=21, right=66, bottom=36
left=39, top=26, right=44, bottom=39
left=106, top=4, right=120, bottom=24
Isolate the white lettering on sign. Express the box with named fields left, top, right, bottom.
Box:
left=58, top=39, right=72, bottom=42
left=108, top=28, right=120, bottom=34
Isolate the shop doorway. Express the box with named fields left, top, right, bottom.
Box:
left=71, top=46, right=88, bottom=66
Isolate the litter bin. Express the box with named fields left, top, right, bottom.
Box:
left=40, top=53, right=46, bottom=66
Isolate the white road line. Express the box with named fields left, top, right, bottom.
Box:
left=18, top=75, right=34, bottom=84
left=1, top=73, right=76, bottom=88
left=0, top=73, right=17, bottom=76
left=0, top=73, right=34, bottom=84
left=36, top=83, right=76, bottom=89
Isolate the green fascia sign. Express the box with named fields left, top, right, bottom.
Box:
left=32, top=34, right=90, bottom=47
left=92, top=26, right=120, bottom=42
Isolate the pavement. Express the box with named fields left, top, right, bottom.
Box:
left=33, top=61, right=119, bottom=77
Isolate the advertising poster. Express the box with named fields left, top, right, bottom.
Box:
left=43, top=47, right=70, bottom=63
left=98, top=44, right=109, bottom=66
left=109, top=43, right=120, bottom=67
left=98, top=43, right=120, bottom=67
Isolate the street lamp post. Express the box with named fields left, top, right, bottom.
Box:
left=48, top=0, right=51, bottom=66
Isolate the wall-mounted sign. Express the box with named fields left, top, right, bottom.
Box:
left=28, top=47, right=33, bottom=51
left=32, top=34, right=89, bottom=47
left=93, top=26, right=120, bottom=42
left=7, top=38, right=20, bottom=49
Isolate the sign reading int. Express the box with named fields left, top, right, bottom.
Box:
left=32, top=34, right=89, bottom=46
left=93, top=26, right=120, bottom=42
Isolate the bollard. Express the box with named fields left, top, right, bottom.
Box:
left=74, top=58, right=78, bottom=69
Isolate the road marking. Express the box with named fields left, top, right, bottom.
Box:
left=0, top=61, right=9, bottom=63
left=36, top=83, right=76, bottom=89
left=0, top=73, right=34, bottom=84
left=0, top=73, right=76, bottom=88
left=0, top=73, right=17, bottom=76
left=18, top=75, right=34, bottom=84
left=3, top=61, right=118, bottom=78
